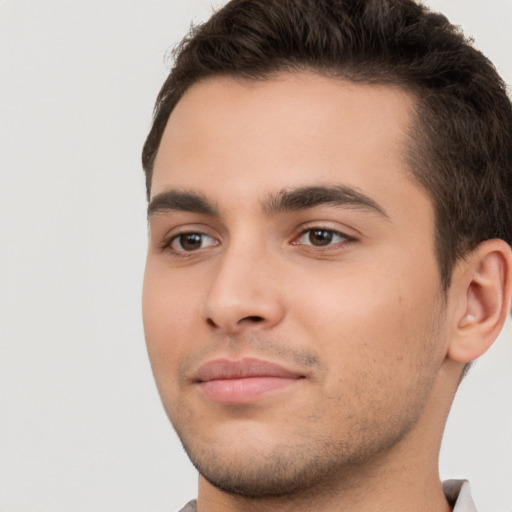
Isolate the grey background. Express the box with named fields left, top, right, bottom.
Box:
left=1, top=1, right=511, bottom=510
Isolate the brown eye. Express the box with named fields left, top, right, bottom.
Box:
left=308, top=229, right=335, bottom=246
left=294, top=228, right=351, bottom=248
left=169, top=232, right=217, bottom=252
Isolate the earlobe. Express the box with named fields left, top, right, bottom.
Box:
left=448, top=239, right=512, bottom=364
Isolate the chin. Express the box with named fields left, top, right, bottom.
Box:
left=174, top=418, right=413, bottom=500
left=185, top=440, right=338, bottom=498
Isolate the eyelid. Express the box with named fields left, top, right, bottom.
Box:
left=159, top=224, right=221, bottom=253
left=294, top=221, right=357, bottom=239
left=170, top=232, right=218, bottom=251
left=290, top=224, right=358, bottom=249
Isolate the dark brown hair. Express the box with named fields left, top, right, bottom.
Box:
left=142, top=0, right=512, bottom=288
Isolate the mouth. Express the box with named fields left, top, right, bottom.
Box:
left=193, top=357, right=305, bottom=404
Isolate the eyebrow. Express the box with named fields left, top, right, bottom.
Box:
left=147, top=190, right=218, bottom=218
left=147, top=184, right=389, bottom=220
left=263, top=185, right=389, bottom=219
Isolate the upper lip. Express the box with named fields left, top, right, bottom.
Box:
left=194, top=358, right=304, bottom=382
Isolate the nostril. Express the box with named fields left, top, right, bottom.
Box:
left=243, top=316, right=264, bottom=323
left=205, top=315, right=266, bottom=330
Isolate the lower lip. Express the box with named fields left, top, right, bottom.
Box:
left=199, top=376, right=300, bottom=404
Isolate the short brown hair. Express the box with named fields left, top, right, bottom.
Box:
left=142, top=0, right=512, bottom=288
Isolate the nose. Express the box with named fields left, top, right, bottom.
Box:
left=203, top=242, right=285, bottom=334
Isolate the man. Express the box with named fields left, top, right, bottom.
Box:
left=141, top=0, right=512, bottom=510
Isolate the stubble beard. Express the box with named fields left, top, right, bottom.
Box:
left=163, top=308, right=447, bottom=500
left=167, top=369, right=439, bottom=501
left=179, top=431, right=402, bottom=499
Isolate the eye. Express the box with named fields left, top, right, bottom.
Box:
left=294, top=228, right=352, bottom=247
left=168, top=232, right=218, bottom=253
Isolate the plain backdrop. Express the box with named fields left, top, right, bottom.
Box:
left=1, top=1, right=511, bottom=511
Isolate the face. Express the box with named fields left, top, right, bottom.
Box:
left=143, top=73, right=449, bottom=498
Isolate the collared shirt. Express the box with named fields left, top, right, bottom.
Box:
left=178, top=480, right=478, bottom=512
left=443, top=480, right=478, bottom=512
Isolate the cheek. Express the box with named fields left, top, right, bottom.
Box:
left=290, top=268, right=444, bottom=434
left=291, top=260, right=441, bottom=369
left=142, top=263, right=203, bottom=374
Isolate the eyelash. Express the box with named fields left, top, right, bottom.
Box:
left=292, top=227, right=356, bottom=249
left=161, top=226, right=356, bottom=256
left=163, top=232, right=219, bottom=254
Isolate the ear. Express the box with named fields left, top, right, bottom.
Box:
left=447, top=239, right=512, bottom=364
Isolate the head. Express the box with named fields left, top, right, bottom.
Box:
left=141, top=0, right=512, bottom=504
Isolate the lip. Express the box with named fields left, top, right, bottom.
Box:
left=193, top=358, right=304, bottom=404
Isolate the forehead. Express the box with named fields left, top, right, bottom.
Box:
left=151, top=72, right=422, bottom=217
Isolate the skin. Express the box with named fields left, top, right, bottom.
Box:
left=142, top=72, right=507, bottom=511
